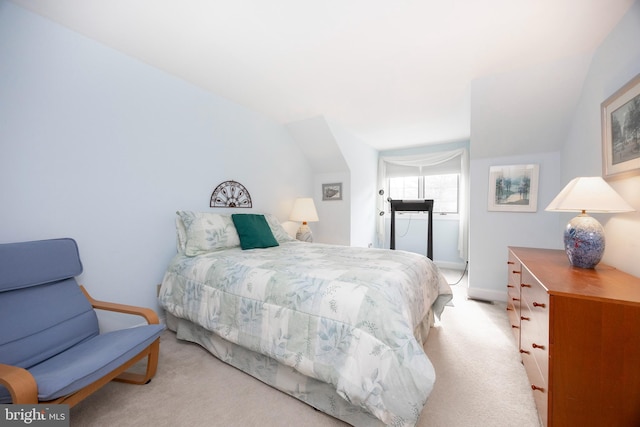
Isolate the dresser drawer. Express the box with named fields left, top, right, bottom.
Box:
left=521, top=349, right=548, bottom=427
left=508, top=246, right=640, bottom=427
left=506, top=254, right=522, bottom=345
left=520, top=297, right=549, bottom=380
left=520, top=268, right=550, bottom=380
left=506, top=300, right=520, bottom=335
left=507, top=257, right=522, bottom=294
left=506, top=286, right=521, bottom=332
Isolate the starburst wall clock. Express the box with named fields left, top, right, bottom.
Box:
left=210, top=180, right=252, bottom=208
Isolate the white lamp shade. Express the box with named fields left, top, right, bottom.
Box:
left=289, top=198, right=319, bottom=222
left=545, top=177, right=635, bottom=213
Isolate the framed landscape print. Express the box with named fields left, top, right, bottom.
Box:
left=488, top=164, right=539, bottom=212
left=322, top=183, right=342, bottom=201
left=602, top=73, right=640, bottom=179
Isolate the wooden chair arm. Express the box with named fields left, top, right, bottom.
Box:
left=0, top=363, right=38, bottom=404
left=80, top=286, right=159, bottom=325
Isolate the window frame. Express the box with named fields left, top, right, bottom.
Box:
left=387, top=173, right=460, bottom=216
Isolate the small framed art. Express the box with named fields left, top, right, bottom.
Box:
left=602, top=73, right=640, bottom=179
left=488, top=164, right=539, bottom=212
left=322, top=183, right=342, bottom=201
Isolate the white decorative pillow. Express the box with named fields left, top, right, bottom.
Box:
left=176, top=211, right=240, bottom=256
left=175, top=216, right=188, bottom=254
left=264, top=214, right=295, bottom=243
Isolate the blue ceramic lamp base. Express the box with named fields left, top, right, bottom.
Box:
left=563, top=213, right=605, bottom=269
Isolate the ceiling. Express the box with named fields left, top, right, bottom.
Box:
left=9, top=0, right=634, bottom=151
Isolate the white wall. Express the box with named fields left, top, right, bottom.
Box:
left=560, top=0, right=640, bottom=277
left=314, top=172, right=351, bottom=246
left=286, top=116, right=351, bottom=245
left=0, top=2, right=313, bottom=321
left=328, top=120, right=378, bottom=248
left=287, top=116, right=379, bottom=248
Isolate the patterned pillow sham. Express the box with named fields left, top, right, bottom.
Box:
left=175, top=211, right=294, bottom=255
left=175, top=216, right=188, bottom=254
left=176, top=211, right=241, bottom=256
left=263, top=213, right=295, bottom=243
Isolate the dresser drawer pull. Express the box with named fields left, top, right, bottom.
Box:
left=512, top=270, right=521, bottom=275
left=507, top=261, right=515, bottom=265
left=512, top=297, right=520, bottom=302
left=506, top=307, right=513, bottom=311
left=521, top=283, right=531, bottom=288
left=520, top=349, right=530, bottom=354
left=512, top=325, right=520, bottom=329
left=532, top=302, right=546, bottom=308
left=531, top=385, right=545, bottom=392
left=520, top=316, right=530, bottom=321
left=532, top=343, right=546, bottom=350
left=507, top=285, right=515, bottom=288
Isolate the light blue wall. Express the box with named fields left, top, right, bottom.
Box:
left=383, top=215, right=463, bottom=269
left=4, top=0, right=638, bottom=315
left=468, top=152, right=561, bottom=301
left=0, top=2, right=313, bottom=318
left=559, top=0, right=640, bottom=277
left=467, top=0, right=640, bottom=300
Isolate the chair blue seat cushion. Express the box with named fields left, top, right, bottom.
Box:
left=0, top=324, right=164, bottom=403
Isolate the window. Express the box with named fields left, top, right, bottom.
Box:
left=388, top=173, right=459, bottom=214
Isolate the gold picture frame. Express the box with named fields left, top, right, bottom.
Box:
left=601, top=73, right=640, bottom=179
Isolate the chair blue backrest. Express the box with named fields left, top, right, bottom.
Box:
left=0, top=238, right=100, bottom=368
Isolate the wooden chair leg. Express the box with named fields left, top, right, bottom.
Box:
left=44, top=338, right=162, bottom=408
left=114, top=339, right=160, bottom=385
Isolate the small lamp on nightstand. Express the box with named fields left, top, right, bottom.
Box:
left=545, top=176, right=635, bottom=268
left=289, top=197, right=319, bottom=242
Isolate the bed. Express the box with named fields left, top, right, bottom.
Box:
left=158, top=211, right=453, bottom=426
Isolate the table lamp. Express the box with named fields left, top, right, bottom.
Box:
left=545, top=176, right=635, bottom=268
left=289, top=198, right=319, bottom=242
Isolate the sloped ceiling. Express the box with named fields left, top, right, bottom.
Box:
left=8, top=0, right=635, bottom=151
left=470, top=51, right=594, bottom=159
left=286, top=116, right=349, bottom=173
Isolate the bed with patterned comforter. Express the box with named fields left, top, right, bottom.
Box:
left=158, top=211, right=452, bottom=426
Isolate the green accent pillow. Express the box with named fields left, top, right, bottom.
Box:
left=231, top=214, right=279, bottom=250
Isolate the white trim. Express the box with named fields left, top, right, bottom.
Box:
left=466, top=287, right=507, bottom=303
left=385, top=212, right=460, bottom=221
left=434, top=260, right=467, bottom=270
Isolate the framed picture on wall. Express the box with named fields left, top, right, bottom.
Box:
left=487, top=164, right=539, bottom=212
left=601, top=73, right=640, bottom=179
left=322, top=183, right=342, bottom=201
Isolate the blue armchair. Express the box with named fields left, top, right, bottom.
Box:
left=0, top=238, right=164, bottom=406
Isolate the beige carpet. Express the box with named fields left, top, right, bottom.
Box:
left=70, top=270, right=541, bottom=426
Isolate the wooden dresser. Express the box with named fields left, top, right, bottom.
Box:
left=507, top=246, right=640, bottom=427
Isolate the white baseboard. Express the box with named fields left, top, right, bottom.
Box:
left=434, top=260, right=466, bottom=270
left=466, top=286, right=507, bottom=303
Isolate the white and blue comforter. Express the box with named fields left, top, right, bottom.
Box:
left=159, top=241, right=452, bottom=426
